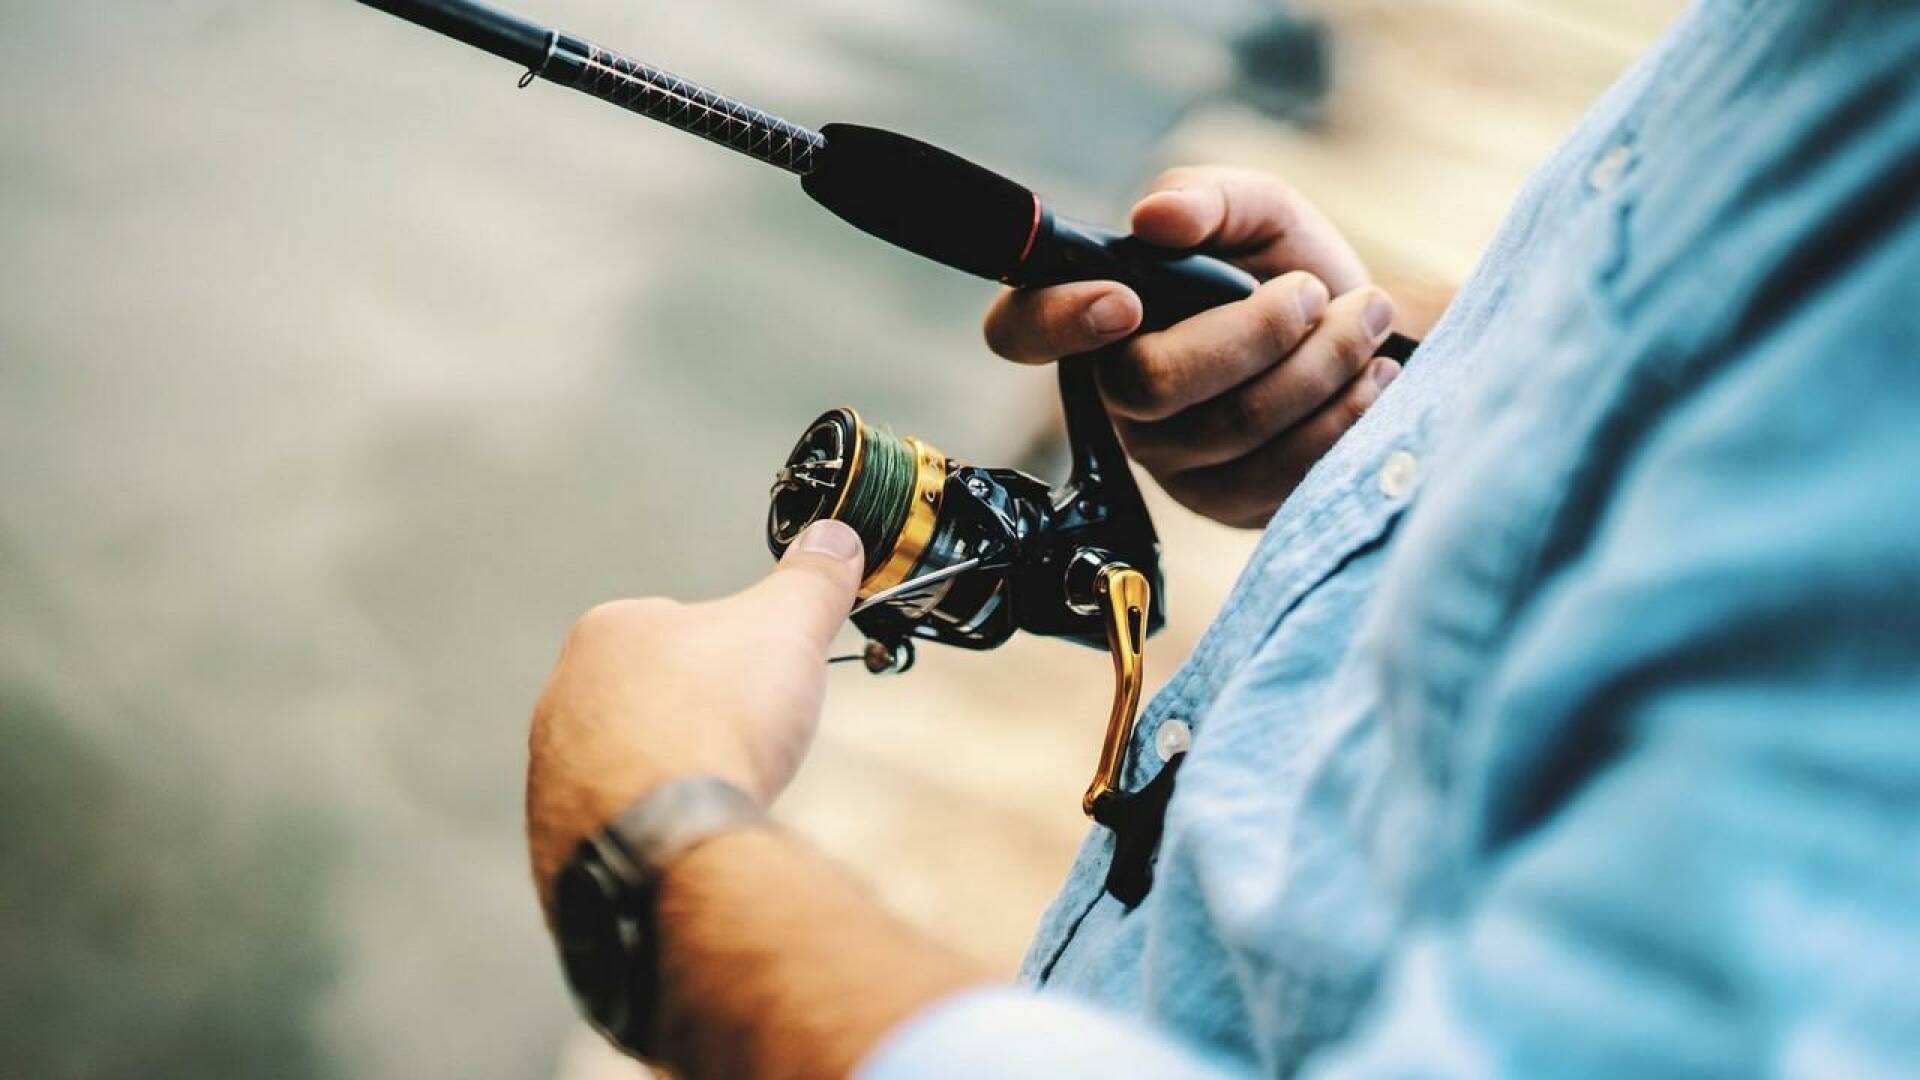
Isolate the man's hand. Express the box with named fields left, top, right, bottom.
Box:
left=525, top=521, right=986, bottom=1077
left=983, top=166, right=1403, bottom=529
left=525, top=520, right=865, bottom=916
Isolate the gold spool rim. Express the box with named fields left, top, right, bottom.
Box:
left=860, top=436, right=947, bottom=597
left=824, top=406, right=866, bottom=525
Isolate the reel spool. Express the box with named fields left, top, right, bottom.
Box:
left=767, top=390, right=1163, bottom=672
left=768, top=408, right=971, bottom=648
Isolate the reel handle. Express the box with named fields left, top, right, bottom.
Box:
left=1074, top=558, right=1182, bottom=909
left=1079, top=562, right=1151, bottom=817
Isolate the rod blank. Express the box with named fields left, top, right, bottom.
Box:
left=357, top=0, right=826, bottom=174
left=359, top=0, right=551, bottom=70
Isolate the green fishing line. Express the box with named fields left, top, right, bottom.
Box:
left=841, top=423, right=915, bottom=576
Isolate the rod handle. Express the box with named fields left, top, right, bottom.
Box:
left=1014, top=215, right=1418, bottom=361
left=1015, top=215, right=1256, bottom=332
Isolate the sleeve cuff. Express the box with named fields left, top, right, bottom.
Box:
left=858, top=987, right=1237, bottom=1080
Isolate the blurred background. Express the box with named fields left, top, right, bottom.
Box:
left=0, top=1, right=1677, bottom=1076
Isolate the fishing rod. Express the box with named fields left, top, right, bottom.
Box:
left=356, top=0, right=1418, bottom=904
left=357, top=0, right=1421, bottom=349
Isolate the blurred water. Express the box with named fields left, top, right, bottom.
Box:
left=0, top=1, right=1272, bottom=1076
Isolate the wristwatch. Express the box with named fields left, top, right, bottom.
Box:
left=550, top=775, right=769, bottom=1061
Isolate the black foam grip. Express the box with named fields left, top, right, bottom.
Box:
left=802, top=124, right=1424, bottom=359
left=1013, top=217, right=1422, bottom=362
left=1011, top=216, right=1258, bottom=332
left=801, top=124, right=1038, bottom=281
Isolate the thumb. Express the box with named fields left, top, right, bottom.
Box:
left=741, top=520, right=866, bottom=653
left=1130, top=168, right=1369, bottom=292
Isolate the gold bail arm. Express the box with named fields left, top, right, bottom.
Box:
left=1081, top=564, right=1150, bottom=817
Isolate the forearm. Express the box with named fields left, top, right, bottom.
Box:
left=654, top=828, right=990, bottom=1080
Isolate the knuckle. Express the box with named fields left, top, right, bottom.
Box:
left=626, top=596, right=680, bottom=621
left=1216, top=388, right=1271, bottom=446
left=982, top=295, right=1025, bottom=359
left=1337, top=326, right=1376, bottom=363
left=1275, top=269, right=1321, bottom=293
left=981, top=318, right=1010, bottom=359
left=1248, top=169, right=1302, bottom=206
left=571, top=598, right=673, bottom=642
left=1131, top=356, right=1186, bottom=420
left=1277, top=271, right=1326, bottom=315
left=1112, top=418, right=1167, bottom=472
left=1327, top=309, right=1378, bottom=363
left=1095, top=366, right=1138, bottom=418
left=1102, top=346, right=1178, bottom=420
left=1255, top=292, right=1308, bottom=351
left=1149, top=165, right=1205, bottom=192
left=1302, top=368, right=1348, bottom=415
left=1342, top=381, right=1379, bottom=428
left=1118, top=434, right=1167, bottom=476
left=1120, top=425, right=1178, bottom=477
left=570, top=601, right=625, bottom=640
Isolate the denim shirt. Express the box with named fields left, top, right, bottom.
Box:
left=866, top=2, right=1920, bottom=1076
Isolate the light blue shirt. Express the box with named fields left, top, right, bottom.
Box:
left=865, top=2, right=1920, bottom=1075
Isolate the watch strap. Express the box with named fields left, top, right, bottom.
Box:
left=555, top=775, right=769, bottom=1063
left=600, top=774, right=769, bottom=878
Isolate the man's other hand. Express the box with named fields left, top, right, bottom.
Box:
left=983, top=166, right=1403, bottom=529
left=525, top=520, right=865, bottom=916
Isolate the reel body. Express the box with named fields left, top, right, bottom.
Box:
left=763, top=268, right=1279, bottom=906
left=767, top=360, right=1164, bottom=666
left=768, top=360, right=1167, bottom=905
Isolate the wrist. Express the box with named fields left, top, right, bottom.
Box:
left=649, top=829, right=789, bottom=1074
left=533, top=749, right=760, bottom=908
left=651, top=829, right=993, bottom=1080
left=596, top=751, right=764, bottom=824
left=550, top=775, right=774, bottom=1063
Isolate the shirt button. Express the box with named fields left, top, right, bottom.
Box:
left=1378, top=449, right=1421, bottom=500
left=1588, top=144, right=1635, bottom=193
left=1155, top=719, right=1192, bottom=762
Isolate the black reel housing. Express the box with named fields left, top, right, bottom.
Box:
left=767, top=359, right=1165, bottom=663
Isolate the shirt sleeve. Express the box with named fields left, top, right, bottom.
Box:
left=858, top=988, right=1239, bottom=1079
left=1304, top=191, right=1920, bottom=1074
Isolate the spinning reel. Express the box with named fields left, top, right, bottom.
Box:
left=768, top=356, right=1161, bottom=832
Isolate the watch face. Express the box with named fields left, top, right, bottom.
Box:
left=554, top=854, right=651, bottom=1054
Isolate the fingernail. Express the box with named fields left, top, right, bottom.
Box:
left=1364, top=292, right=1395, bottom=338
left=796, top=519, right=862, bottom=563
left=1372, top=357, right=1402, bottom=390
left=1086, top=292, right=1136, bottom=335
left=1295, top=277, right=1329, bottom=322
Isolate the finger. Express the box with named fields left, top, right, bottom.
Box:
left=1130, top=167, right=1370, bottom=292
left=741, top=520, right=866, bottom=652
left=1097, top=271, right=1328, bottom=423
left=1164, top=355, right=1403, bottom=529
left=1117, top=286, right=1396, bottom=474
left=983, top=282, right=1143, bottom=365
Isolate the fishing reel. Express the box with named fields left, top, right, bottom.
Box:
left=768, top=358, right=1163, bottom=828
